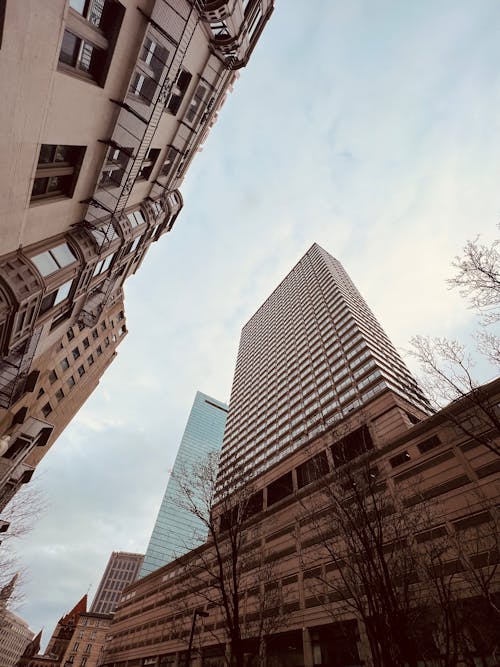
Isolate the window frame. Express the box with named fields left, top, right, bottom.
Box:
left=58, top=0, right=125, bottom=87
left=31, top=145, right=86, bottom=203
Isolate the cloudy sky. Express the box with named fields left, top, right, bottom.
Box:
left=12, top=0, right=500, bottom=643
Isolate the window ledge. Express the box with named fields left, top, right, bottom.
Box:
left=29, top=194, right=70, bottom=208
left=57, top=63, right=101, bottom=87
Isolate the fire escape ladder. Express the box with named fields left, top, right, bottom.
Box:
left=0, top=328, right=42, bottom=409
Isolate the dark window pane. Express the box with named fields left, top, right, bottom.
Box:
left=32, top=177, right=48, bottom=197
left=54, top=145, right=70, bottom=162
left=47, top=176, right=63, bottom=193
left=38, top=145, right=56, bottom=164
left=40, top=291, right=57, bottom=314
left=60, top=30, right=80, bottom=66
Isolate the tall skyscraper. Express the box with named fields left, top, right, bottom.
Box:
left=91, top=552, right=144, bottom=615
left=99, top=245, right=499, bottom=667
left=217, top=243, right=431, bottom=489
left=0, top=0, right=273, bottom=514
left=140, top=391, right=228, bottom=578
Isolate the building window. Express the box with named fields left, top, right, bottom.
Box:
left=129, top=70, right=157, bottom=104
left=417, top=435, right=441, bottom=454
left=92, top=328, right=98, bottom=339
left=185, top=83, right=208, bottom=124
left=166, top=69, right=192, bottom=115
left=78, top=365, right=85, bottom=377
left=4, top=437, right=31, bottom=460
left=82, top=337, right=90, bottom=349
left=72, top=347, right=81, bottom=360
left=126, top=210, right=146, bottom=227
left=267, top=472, right=293, bottom=506
left=297, top=451, right=329, bottom=488
left=389, top=451, right=411, bottom=468
left=160, top=146, right=179, bottom=179
left=67, top=328, right=75, bottom=341
left=128, top=236, right=142, bottom=254
left=48, top=370, right=58, bottom=384
left=58, top=0, right=125, bottom=87
left=31, top=242, right=77, bottom=277
left=39, top=280, right=74, bottom=315
left=0, top=0, right=6, bottom=50
left=55, top=388, right=65, bottom=402
left=130, top=36, right=169, bottom=103
left=67, top=376, right=76, bottom=389
left=96, top=345, right=102, bottom=356
left=93, top=253, right=114, bottom=277
left=99, top=147, right=131, bottom=187
left=60, top=357, right=70, bottom=371
left=138, top=148, right=160, bottom=180
left=88, top=354, right=94, bottom=366
left=41, top=402, right=53, bottom=417
left=31, top=145, right=86, bottom=202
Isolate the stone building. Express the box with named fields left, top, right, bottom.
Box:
left=0, top=0, right=273, bottom=512
left=0, top=610, right=35, bottom=667
left=17, top=595, right=87, bottom=667
left=61, top=611, right=114, bottom=667
left=0, top=574, right=34, bottom=667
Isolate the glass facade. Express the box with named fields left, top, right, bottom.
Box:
left=140, top=391, right=228, bottom=578
left=217, top=244, right=431, bottom=490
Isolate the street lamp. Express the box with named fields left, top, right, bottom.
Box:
left=186, top=608, right=209, bottom=666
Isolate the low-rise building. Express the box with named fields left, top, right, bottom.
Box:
left=0, top=609, right=34, bottom=667
left=17, top=595, right=87, bottom=667
left=61, top=611, right=113, bottom=667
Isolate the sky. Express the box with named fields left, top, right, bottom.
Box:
left=10, top=0, right=500, bottom=643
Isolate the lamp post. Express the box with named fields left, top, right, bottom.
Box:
left=186, top=608, right=209, bottom=666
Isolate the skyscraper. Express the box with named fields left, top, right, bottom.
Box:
left=99, top=245, right=499, bottom=667
left=91, top=552, right=144, bottom=615
left=140, top=391, right=228, bottom=578
left=217, top=243, right=430, bottom=489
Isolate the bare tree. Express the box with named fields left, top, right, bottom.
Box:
left=300, top=451, right=500, bottom=667
left=174, top=452, right=286, bottom=667
left=409, top=230, right=500, bottom=457
left=0, top=482, right=46, bottom=629
left=300, top=454, right=431, bottom=667
left=448, top=233, right=500, bottom=325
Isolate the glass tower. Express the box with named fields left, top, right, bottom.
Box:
left=217, top=244, right=430, bottom=489
left=140, top=391, right=228, bottom=577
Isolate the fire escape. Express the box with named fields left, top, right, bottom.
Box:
left=0, top=328, right=41, bottom=410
